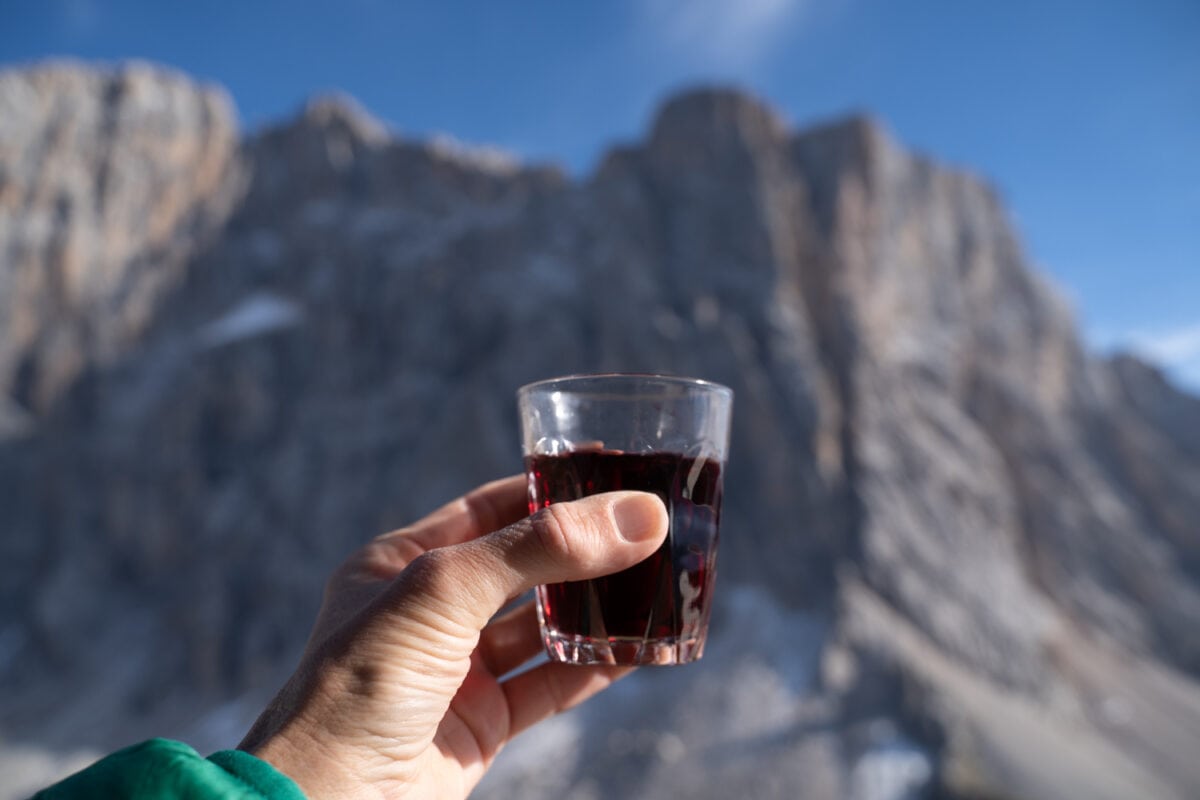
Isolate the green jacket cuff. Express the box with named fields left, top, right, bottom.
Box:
left=208, top=748, right=308, bottom=800
left=33, top=738, right=308, bottom=800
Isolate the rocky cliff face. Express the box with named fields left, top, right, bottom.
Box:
left=0, top=63, right=240, bottom=427
left=2, top=62, right=1198, bottom=800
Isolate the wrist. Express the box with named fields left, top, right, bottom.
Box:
left=247, top=725, right=383, bottom=800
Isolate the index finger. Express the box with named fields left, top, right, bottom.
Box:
left=387, top=474, right=530, bottom=553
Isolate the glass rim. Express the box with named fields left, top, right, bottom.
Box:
left=517, top=372, right=733, bottom=399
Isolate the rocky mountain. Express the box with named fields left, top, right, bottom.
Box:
left=2, top=62, right=1199, bottom=800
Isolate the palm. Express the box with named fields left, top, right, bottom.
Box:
left=299, top=477, right=630, bottom=799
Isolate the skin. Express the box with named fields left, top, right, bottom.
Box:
left=239, top=476, right=668, bottom=800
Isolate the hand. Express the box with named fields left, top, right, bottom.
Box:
left=238, top=476, right=668, bottom=799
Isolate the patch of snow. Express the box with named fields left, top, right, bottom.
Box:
left=851, top=721, right=933, bottom=800
left=474, top=713, right=584, bottom=796
left=473, top=585, right=831, bottom=798
left=0, top=745, right=100, bottom=800
left=303, top=93, right=390, bottom=145
left=428, top=133, right=521, bottom=176
left=718, top=585, right=828, bottom=690
left=195, top=292, right=303, bottom=349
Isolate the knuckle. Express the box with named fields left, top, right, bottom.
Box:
left=394, top=549, right=483, bottom=635
left=404, top=549, right=455, bottom=596
left=530, top=504, right=580, bottom=564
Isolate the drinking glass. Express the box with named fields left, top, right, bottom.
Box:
left=518, top=374, right=733, bottom=666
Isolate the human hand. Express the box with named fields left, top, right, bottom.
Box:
left=238, top=476, right=668, bottom=799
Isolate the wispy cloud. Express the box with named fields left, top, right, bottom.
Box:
left=1125, top=323, right=1200, bottom=365
left=638, top=0, right=807, bottom=72
left=1105, top=322, right=1200, bottom=392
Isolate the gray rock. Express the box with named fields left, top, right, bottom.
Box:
left=1, top=64, right=1198, bottom=800
left=0, top=61, right=241, bottom=415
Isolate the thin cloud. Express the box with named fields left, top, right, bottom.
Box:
left=1107, top=322, right=1200, bottom=392
left=638, top=0, right=807, bottom=71
left=1126, top=323, right=1200, bottom=365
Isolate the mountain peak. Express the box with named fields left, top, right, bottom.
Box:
left=4, top=63, right=1200, bottom=800
left=296, top=92, right=389, bottom=146
left=791, top=112, right=894, bottom=176
left=0, top=59, right=236, bottom=124
left=649, top=87, right=788, bottom=155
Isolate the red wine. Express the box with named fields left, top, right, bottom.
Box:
left=526, top=450, right=723, bottom=661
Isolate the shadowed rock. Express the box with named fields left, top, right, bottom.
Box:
left=1, top=62, right=1198, bottom=800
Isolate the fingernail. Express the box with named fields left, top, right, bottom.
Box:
left=612, top=493, right=666, bottom=543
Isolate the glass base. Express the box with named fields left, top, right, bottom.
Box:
left=541, top=628, right=706, bottom=666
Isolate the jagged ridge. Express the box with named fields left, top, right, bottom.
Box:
left=1, top=65, right=1198, bottom=800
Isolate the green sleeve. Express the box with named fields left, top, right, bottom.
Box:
left=33, top=738, right=307, bottom=800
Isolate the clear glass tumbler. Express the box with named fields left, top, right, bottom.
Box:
left=518, top=374, right=733, bottom=666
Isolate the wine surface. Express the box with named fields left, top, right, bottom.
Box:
left=526, top=450, right=722, bottom=648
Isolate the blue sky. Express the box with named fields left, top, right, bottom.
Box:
left=4, top=0, right=1198, bottom=389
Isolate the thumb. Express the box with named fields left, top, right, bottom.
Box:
left=387, top=491, right=668, bottom=632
